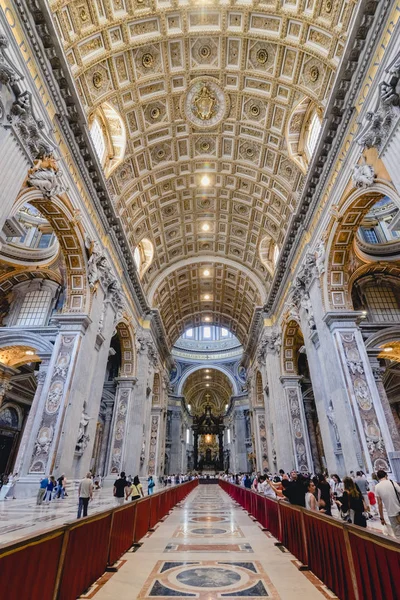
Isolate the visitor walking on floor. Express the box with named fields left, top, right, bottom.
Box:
left=336, top=477, right=367, bottom=527
left=77, top=472, right=93, bottom=519
left=147, top=475, right=155, bottom=495
left=113, top=471, right=128, bottom=505
left=126, top=475, right=144, bottom=501
left=37, top=476, right=49, bottom=505
left=43, top=476, right=56, bottom=503
left=375, top=469, right=400, bottom=539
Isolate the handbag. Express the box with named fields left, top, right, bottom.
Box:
left=390, top=480, right=400, bottom=524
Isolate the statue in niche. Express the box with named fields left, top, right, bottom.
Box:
left=76, top=403, right=91, bottom=453
left=327, top=401, right=341, bottom=445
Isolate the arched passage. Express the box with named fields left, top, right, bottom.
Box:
left=13, top=188, right=90, bottom=314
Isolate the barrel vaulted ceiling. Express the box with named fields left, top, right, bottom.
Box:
left=49, top=0, right=356, bottom=346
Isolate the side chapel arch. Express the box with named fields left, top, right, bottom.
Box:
left=115, top=321, right=136, bottom=377
left=324, top=182, right=400, bottom=311
left=12, top=188, right=90, bottom=314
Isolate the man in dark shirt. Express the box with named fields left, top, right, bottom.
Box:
left=282, top=471, right=306, bottom=507
left=113, top=471, right=128, bottom=505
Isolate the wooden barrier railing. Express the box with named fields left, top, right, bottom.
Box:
left=219, top=479, right=400, bottom=600
left=0, top=479, right=198, bottom=600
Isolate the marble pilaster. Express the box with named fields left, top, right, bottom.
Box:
left=98, top=403, right=113, bottom=477
left=13, top=359, right=50, bottom=475
left=263, top=333, right=295, bottom=472
left=280, top=376, right=312, bottom=473
left=368, top=357, right=400, bottom=452
left=107, top=377, right=137, bottom=477
left=326, top=314, right=394, bottom=474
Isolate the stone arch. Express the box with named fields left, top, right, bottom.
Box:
left=0, top=402, right=24, bottom=429
left=12, top=188, right=90, bottom=314
left=0, top=329, right=54, bottom=362
left=281, top=319, right=304, bottom=375
left=177, top=363, right=239, bottom=396
left=324, top=181, right=400, bottom=310
left=115, top=321, right=136, bottom=377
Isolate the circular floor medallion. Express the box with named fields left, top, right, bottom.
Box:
left=191, top=527, right=226, bottom=535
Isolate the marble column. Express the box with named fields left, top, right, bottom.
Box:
left=253, top=407, right=269, bottom=473
left=148, top=409, right=162, bottom=476
left=293, top=261, right=361, bottom=475
left=123, top=337, right=153, bottom=477
left=326, top=314, right=395, bottom=474
left=98, top=403, right=113, bottom=477
left=280, top=376, right=313, bottom=473
left=107, top=377, right=137, bottom=477
left=13, top=359, right=50, bottom=475
left=368, top=357, right=400, bottom=451
left=234, top=408, right=249, bottom=472
left=17, top=315, right=92, bottom=490
left=263, top=332, right=295, bottom=472
left=169, top=406, right=182, bottom=474
left=303, top=397, right=323, bottom=474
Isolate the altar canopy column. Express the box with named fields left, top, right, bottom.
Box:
left=280, top=376, right=313, bottom=473
left=262, top=330, right=295, bottom=472
left=107, top=377, right=137, bottom=477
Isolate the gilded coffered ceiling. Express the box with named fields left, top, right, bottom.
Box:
left=183, top=367, right=233, bottom=415
left=48, top=0, right=356, bottom=345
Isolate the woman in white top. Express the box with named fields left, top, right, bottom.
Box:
left=259, top=475, right=279, bottom=499
left=305, top=480, right=318, bottom=511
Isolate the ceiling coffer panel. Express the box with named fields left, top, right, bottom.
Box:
left=52, top=0, right=355, bottom=347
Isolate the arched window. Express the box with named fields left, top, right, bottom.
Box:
left=273, top=244, right=280, bottom=267
left=5, top=280, right=60, bottom=328
left=259, top=236, right=279, bottom=275
left=90, top=117, right=106, bottom=164
left=16, top=289, right=51, bottom=326
left=306, top=112, right=322, bottom=158
left=352, top=277, right=400, bottom=323
left=133, top=238, right=154, bottom=277
left=89, top=103, right=126, bottom=178
left=357, top=197, right=400, bottom=246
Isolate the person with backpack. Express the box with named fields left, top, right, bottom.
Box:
left=375, top=470, right=400, bottom=538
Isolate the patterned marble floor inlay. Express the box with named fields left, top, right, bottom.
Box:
left=138, top=561, right=279, bottom=599
left=85, top=485, right=329, bottom=600
left=164, top=543, right=253, bottom=553
left=173, top=524, right=245, bottom=538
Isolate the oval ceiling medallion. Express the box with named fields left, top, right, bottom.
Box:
left=182, top=77, right=230, bottom=129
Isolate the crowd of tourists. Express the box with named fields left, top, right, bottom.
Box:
left=221, top=469, right=400, bottom=539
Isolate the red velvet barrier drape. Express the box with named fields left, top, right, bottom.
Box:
left=280, top=503, right=307, bottom=565
left=108, top=503, right=136, bottom=565
left=134, top=497, right=151, bottom=543
left=264, top=497, right=280, bottom=540
left=59, top=513, right=112, bottom=600
left=303, top=513, right=355, bottom=600
left=0, top=531, right=64, bottom=598
left=348, top=530, right=400, bottom=600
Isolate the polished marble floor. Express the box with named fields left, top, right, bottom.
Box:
left=90, top=485, right=333, bottom=600
left=0, top=480, right=160, bottom=546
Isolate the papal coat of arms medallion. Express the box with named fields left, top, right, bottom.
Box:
left=183, top=77, right=229, bottom=129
